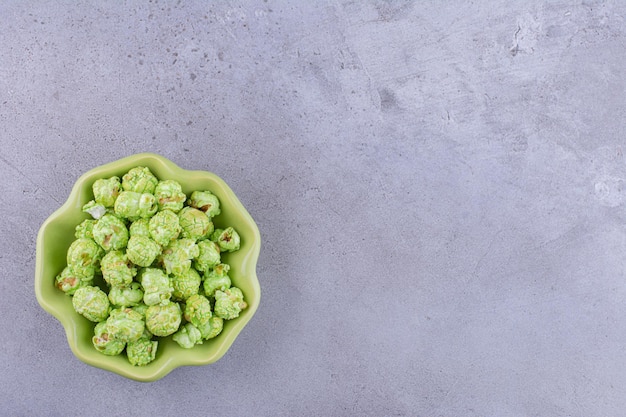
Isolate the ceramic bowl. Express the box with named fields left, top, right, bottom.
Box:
left=35, top=153, right=261, bottom=381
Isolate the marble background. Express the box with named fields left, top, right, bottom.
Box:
left=1, top=1, right=626, bottom=415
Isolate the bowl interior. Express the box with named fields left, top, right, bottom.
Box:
left=35, top=153, right=261, bottom=381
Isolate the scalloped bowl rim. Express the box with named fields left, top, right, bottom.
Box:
left=35, top=153, right=261, bottom=382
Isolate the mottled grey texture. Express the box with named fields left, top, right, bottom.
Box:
left=2, top=1, right=626, bottom=415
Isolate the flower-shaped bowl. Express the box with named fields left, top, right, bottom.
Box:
left=35, top=153, right=261, bottom=381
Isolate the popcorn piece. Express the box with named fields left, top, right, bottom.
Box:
left=160, top=238, right=198, bottom=276
left=149, top=210, right=181, bottom=246
left=194, top=240, right=221, bottom=273
left=197, top=316, right=224, bottom=340
left=66, top=238, right=102, bottom=280
left=203, top=263, right=231, bottom=298
left=188, top=190, right=221, bottom=218
left=172, top=323, right=202, bottom=349
left=184, top=294, right=212, bottom=327
left=214, top=287, right=247, bottom=320
left=145, top=301, right=182, bottom=337
left=55, top=266, right=92, bottom=296
left=105, top=307, right=145, bottom=343
left=122, top=166, right=158, bottom=194
left=72, top=286, right=111, bottom=323
left=93, top=176, right=121, bottom=208
left=114, top=191, right=158, bottom=221
left=82, top=200, right=107, bottom=219
left=92, top=321, right=125, bottom=356
left=126, top=235, right=161, bottom=267
left=210, top=227, right=240, bottom=252
left=108, top=283, right=144, bottom=307
left=139, top=268, right=173, bottom=306
left=127, top=337, right=158, bottom=366
left=101, top=250, right=136, bottom=287
left=154, top=180, right=186, bottom=212
left=178, top=207, right=213, bottom=241
left=171, top=268, right=201, bottom=301
left=74, top=219, right=97, bottom=240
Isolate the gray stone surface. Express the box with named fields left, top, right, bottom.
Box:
left=1, top=0, right=625, bottom=415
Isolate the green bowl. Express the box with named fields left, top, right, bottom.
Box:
left=34, top=153, right=261, bottom=381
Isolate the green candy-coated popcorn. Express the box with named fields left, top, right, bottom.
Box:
left=122, top=166, right=158, bottom=194
left=178, top=207, right=213, bottom=241
left=67, top=238, right=103, bottom=269
left=108, top=282, right=144, bottom=307
left=92, top=214, right=129, bottom=251
left=92, top=321, right=125, bottom=356
left=214, top=287, right=247, bottom=320
left=126, top=235, right=161, bottom=267
left=66, top=237, right=103, bottom=281
left=106, top=307, right=145, bottom=343
left=172, top=323, right=203, bottom=348
left=75, top=219, right=97, bottom=239
left=178, top=238, right=200, bottom=258
left=211, top=227, right=240, bottom=252
left=127, top=337, right=158, bottom=366
left=197, top=316, right=224, bottom=340
left=160, top=238, right=199, bottom=276
left=55, top=266, right=93, bottom=295
left=145, top=301, right=182, bottom=337
left=184, top=294, right=212, bottom=327
left=72, top=286, right=111, bottom=322
left=203, top=263, right=231, bottom=297
left=114, top=191, right=158, bottom=221
left=171, top=268, right=201, bottom=301
left=82, top=200, right=107, bottom=219
left=93, top=176, right=121, bottom=207
left=155, top=180, right=186, bottom=212
left=100, top=250, right=136, bottom=287
left=194, top=240, right=221, bottom=273
left=149, top=210, right=181, bottom=246
left=188, top=190, right=221, bottom=218
left=140, top=268, right=173, bottom=306
left=129, top=218, right=150, bottom=237
left=69, top=264, right=97, bottom=281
